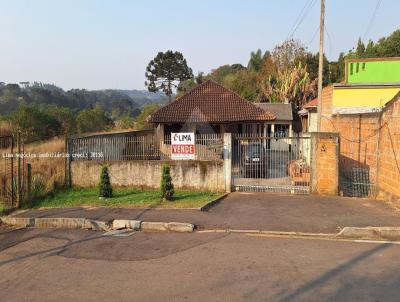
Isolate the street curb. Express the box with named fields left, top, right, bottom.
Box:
left=0, top=216, right=111, bottom=231
left=200, top=193, right=230, bottom=212
left=3, top=216, right=398, bottom=239
left=0, top=216, right=194, bottom=233
left=197, top=229, right=336, bottom=239
left=338, top=226, right=400, bottom=241
left=198, top=227, right=400, bottom=242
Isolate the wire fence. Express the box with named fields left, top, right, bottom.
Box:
left=69, top=131, right=223, bottom=161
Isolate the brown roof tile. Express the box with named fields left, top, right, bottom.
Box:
left=147, top=80, right=275, bottom=123
left=254, top=103, right=293, bottom=121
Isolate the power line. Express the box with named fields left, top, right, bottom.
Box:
left=363, top=0, right=382, bottom=42
left=308, top=26, right=320, bottom=46
left=290, top=0, right=318, bottom=39
left=286, top=0, right=311, bottom=39
left=287, top=0, right=317, bottom=39
left=325, top=25, right=333, bottom=57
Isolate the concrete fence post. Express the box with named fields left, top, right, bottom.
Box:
left=310, top=132, right=340, bottom=195
left=27, top=163, right=32, bottom=206
left=223, top=133, right=232, bottom=193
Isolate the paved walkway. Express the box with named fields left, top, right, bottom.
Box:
left=13, top=193, right=400, bottom=233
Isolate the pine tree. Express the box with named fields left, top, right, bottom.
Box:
left=99, top=166, right=112, bottom=198
left=160, top=164, right=174, bottom=201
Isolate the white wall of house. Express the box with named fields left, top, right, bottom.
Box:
left=242, top=122, right=294, bottom=151
left=308, top=111, right=318, bottom=132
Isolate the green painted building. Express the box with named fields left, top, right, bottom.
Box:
left=346, top=57, right=400, bottom=84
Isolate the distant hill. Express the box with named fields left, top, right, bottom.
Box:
left=117, top=90, right=169, bottom=107
left=0, top=83, right=171, bottom=118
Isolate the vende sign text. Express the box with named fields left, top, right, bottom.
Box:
left=171, top=132, right=195, bottom=160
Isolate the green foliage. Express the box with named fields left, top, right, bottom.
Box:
left=222, top=70, right=260, bottom=102
left=348, top=30, right=400, bottom=59
left=145, top=50, right=193, bottom=101
left=207, top=64, right=245, bottom=83
left=160, top=164, right=174, bottom=201
left=31, top=174, right=47, bottom=199
left=117, top=114, right=136, bottom=130
left=5, top=105, right=62, bottom=141
left=99, top=166, right=113, bottom=198
left=46, top=106, right=76, bottom=134
left=135, top=104, right=160, bottom=130
left=303, top=53, right=332, bottom=85
left=177, top=72, right=205, bottom=96
left=111, top=98, right=137, bottom=119
left=260, top=62, right=316, bottom=108
left=247, top=49, right=264, bottom=72
left=331, top=29, right=400, bottom=82
left=0, top=82, right=141, bottom=116
left=271, top=39, right=306, bottom=71
left=76, top=107, right=113, bottom=134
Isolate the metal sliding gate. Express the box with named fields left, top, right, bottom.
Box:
left=232, top=134, right=312, bottom=194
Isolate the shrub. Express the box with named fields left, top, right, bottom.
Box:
left=99, top=166, right=112, bottom=198
left=160, top=164, right=174, bottom=201
left=31, top=174, right=46, bottom=199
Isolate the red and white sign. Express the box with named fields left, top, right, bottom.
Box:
left=171, top=132, right=195, bottom=160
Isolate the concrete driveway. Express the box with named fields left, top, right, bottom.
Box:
left=14, top=193, right=400, bottom=234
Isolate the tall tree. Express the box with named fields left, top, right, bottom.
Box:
left=259, top=62, right=317, bottom=108
left=365, top=40, right=377, bottom=57
left=76, top=107, right=113, bottom=134
left=356, top=38, right=366, bottom=57
left=177, top=72, right=205, bottom=96
left=145, top=51, right=193, bottom=102
left=247, top=49, right=263, bottom=72
left=271, top=39, right=306, bottom=71
left=135, top=104, right=161, bottom=130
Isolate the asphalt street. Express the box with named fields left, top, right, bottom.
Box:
left=1, top=226, right=400, bottom=301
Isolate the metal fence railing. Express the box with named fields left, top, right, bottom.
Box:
left=231, top=134, right=311, bottom=194
left=69, top=131, right=223, bottom=161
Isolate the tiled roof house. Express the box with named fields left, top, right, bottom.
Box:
left=148, top=80, right=295, bottom=137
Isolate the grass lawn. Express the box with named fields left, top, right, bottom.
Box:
left=26, top=187, right=223, bottom=209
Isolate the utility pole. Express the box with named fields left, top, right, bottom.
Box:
left=316, top=0, right=325, bottom=132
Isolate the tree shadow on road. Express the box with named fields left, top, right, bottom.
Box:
left=0, top=230, right=105, bottom=267
left=278, top=243, right=393, bottom=302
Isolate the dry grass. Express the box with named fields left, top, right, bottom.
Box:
left=23, top=137, right=66, bottom=195
left=0, top=121, right=12, bottom=137
left=0, top=137, right=66, bottom=208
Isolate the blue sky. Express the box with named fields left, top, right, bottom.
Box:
left=1, top=0, right=399, bottom=90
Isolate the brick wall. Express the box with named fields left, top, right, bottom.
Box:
left=310, top=132, right=339, bottom=195
left=321, top=89, right=400, bottom=201
left=320, top=86, right=334, bottom=131
left=377, top=97, right=400, bottom=202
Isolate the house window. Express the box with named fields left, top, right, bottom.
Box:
left=274, top=124, right=289, bottom=137
left=350, top=63, right=354, bottom=75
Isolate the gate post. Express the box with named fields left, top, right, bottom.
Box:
left=223, top=133, right=232, bottom=193
left=310, top=132, right=339, bottom=195
left=27, top=163, right=32, bottom=206
left=16, top=132, right=22, bottom=208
